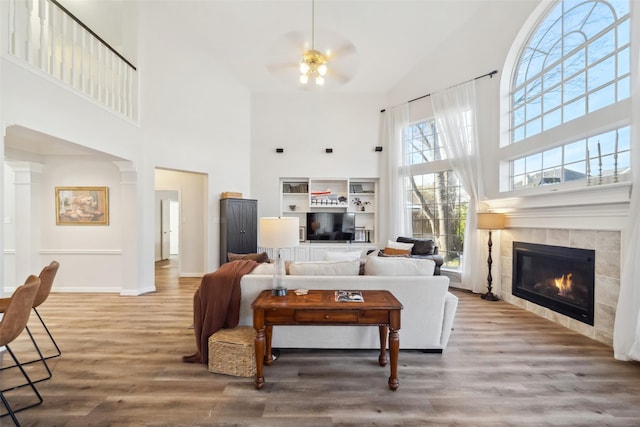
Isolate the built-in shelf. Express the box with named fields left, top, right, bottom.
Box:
left=280, top=177, right=378, bottom=243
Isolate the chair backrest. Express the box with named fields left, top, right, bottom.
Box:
left=33, top=260, right=60, bottom=308
left=0, top=275, right=41, bottom=347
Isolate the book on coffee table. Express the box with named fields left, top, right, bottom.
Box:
left=335, top=290, right=364, bottom=302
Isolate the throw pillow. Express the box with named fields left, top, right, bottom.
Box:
left=386, top=240, right=414, bottom=251
left=382, top=247, right=411, bottom=256
left=323, top=250, right=363, bottom=261
left=227, top=252, right=270, bottom=263
left=397, top=237, right=435, bottom=255
left=365, top=256, right=436, bottom=276
left=289, top=260, right=360, bottom=276
left=248, top=263, right=274, bottom=275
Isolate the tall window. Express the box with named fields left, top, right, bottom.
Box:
left=507, top=0, right=630, bottom=190
left=404, top=120, right=469, bottom=269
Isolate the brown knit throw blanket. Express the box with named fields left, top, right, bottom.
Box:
left=183, top=259, right=258, bottom=364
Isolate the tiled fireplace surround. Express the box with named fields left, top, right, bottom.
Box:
left=499, top=228, right=620, bottom=346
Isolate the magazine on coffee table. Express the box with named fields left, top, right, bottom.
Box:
left=335, top=290, right=364, bottom=302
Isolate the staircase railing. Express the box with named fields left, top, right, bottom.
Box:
left=7, top=0, right=138, bottom=121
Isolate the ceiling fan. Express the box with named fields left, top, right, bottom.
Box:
left=266, top=0, right=358, bottom=88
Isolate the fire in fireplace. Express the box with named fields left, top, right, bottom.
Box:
left=512, top=242, right=595, bottom=325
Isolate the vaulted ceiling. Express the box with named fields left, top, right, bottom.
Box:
left=58, top=0, right=541, bottom=94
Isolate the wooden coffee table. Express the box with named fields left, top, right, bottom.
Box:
left=251, top=289, right=403, bottom=391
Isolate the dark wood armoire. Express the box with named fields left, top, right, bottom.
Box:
left=219, top=198, right=258, bottom=265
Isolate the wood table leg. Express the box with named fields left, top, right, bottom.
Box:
left=253, top=308, right=265, bottom=389
left=264, top=325, right=274, bottom=366
left=388, top=327, right=399, bottom=391
left=378, top=325, right=388, bottom=366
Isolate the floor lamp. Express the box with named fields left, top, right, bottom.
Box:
left=477, top=212, right=505, bottom=301
left=259, top=217, right=299, bottom=296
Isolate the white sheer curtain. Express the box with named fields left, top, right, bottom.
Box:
left=431, top=80, right=486, bottom=293
left=613, top=32, right=640, bottom=360
left=379, top=103, right=411, bottom=240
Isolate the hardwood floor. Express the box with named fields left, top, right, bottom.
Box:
left=3, top=258, right=640, bottom=426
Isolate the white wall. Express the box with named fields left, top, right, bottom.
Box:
left=250, top=92, right=384, bottom=221
left=1, top=1, right=253, bottom=293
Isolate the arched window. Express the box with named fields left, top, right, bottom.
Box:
left=506, top=0, right=631, bottom=190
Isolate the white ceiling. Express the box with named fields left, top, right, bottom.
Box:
left=58, top=0, right=533, bottom=94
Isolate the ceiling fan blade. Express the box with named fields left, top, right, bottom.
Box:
left=266, top=62, right=298, bottom=73
left=326, top=68, right=352, bottom=84
left=282, top=30, right=309, bottom=52
left=326, top=41, right=356, bottom=60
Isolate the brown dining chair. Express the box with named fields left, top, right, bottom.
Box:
left=0, top=261, right=60, bottom=383
left=30, top=261, right=61, bottom=360
left=0, top=275, right=43, bottom=426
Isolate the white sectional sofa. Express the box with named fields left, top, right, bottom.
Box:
left=238, top=258, right=458, bottom=352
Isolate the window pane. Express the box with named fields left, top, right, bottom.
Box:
left=526, top=95, right=542, bottom=118
left=588, top=28, right=615, bottom=65
left=618, top=47, right=630, bottom=76
left=564, top=48, right=586, bottom=79
left=543, top=109, right=562, bottom=131
left=543, top=87, right=561, bottom=112
left=588, top=55, right=615, bottom=91
left=409, top=170, right=469, bottom=269
left=525, top=118, right=542, bottom=138
left=543, top=146, right=562, bottom=168
left=588, top=83, right=615, bottom=112
left=565, top=72, right=586, bottom=101
left=513, top=158, right=525, bottom=175
left=618, top=17, right=630, bottom=45
left=618, top=76, right=630, bottom=100
left=564, top=161, right=586, bottom=181
left=525, top=152, right=542, bottom=173
left=513, top=106, right=525, bottom=127
left=581, top=2, right=615, bottom=38
left=565, top=140, right=586, bottom=163
left=564, top=96, right=585, bottom=121
left=543, top=64, right=562, bottom=90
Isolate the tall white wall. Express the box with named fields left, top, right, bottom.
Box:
left=1, top=1, right=253, bottom=293
left=250, top=92, right=384, bottom=220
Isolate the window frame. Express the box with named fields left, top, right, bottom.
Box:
left=499, top=0, right=632, bottom=196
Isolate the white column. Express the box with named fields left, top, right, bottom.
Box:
left=113, top=161, right=148, bottom=295
left=8, top=161, right=45, bottom=287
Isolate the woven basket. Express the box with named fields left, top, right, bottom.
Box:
left=208, top=326, right=256, bottom=377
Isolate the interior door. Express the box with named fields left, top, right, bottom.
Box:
left=160, top=199, right=171, bottom=260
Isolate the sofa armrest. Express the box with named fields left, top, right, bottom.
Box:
left=439, top=292, right=459, bottom=349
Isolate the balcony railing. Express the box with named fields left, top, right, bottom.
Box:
left=7, top=0, right=138, bottom=121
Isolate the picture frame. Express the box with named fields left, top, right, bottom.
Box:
left=55, top=186, right=109, bottom=225
left=299, top=226, right=306, bottom=242
left=354, top=227, right=366, bottom=242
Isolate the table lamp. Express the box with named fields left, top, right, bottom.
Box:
left=477, top=212, right=506, bottom=301
left=259, top=217, right=299, bottom=296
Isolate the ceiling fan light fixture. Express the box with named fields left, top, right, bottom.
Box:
left=299, top=0, right=328, bottom=86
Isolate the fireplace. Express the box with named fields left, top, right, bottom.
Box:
left=512, top=242, right=595, bottom=325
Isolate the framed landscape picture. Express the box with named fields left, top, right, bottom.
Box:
left=55, top=187, right=109, bottom=225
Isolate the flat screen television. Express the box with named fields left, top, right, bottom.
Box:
left=306, top=212, right=356, bottom=242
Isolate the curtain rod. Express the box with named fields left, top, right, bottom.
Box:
left=380, top=69, right=498, bottom=113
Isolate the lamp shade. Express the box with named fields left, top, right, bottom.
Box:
left=259, top=217, right=300, bottom=248
left=477, top=212, right=506, bottom=230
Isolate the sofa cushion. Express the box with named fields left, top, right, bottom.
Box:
left=365, top=256, right=436, bottom=276
left=396, top=237, right=435, bottom=256
left=289, top=260, right=360, bottom=276
left=323, top=251, right=362, bottom=261
left=382, top=247, right=412, bottom=256
left=248, top=263, right=274, bottom=275
left=387, top=240, right=414, bottom=251
left=228, top=252, right=269, bottom=263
